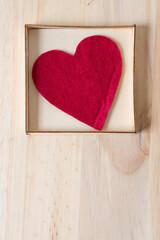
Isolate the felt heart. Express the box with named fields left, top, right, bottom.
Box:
left=32, top=35, right=122, bottom=130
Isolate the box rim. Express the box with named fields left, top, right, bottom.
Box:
left=25, top=26, right=29, bottom=134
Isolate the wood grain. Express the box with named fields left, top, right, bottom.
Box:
left=147, top=0, right=160, bottom=238
left=0, top=0, right=159, bottom=240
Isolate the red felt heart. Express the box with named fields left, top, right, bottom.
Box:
left=32, top=35, right=122, bottom=130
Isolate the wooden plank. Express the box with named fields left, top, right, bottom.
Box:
left=0, top=0, right=158, bottom=240
left=147, top=0, right=160, bottom=238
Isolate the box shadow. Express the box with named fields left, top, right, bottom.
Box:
left=135, top=25, right=152, bottom=132
left=28, top=29, right=40, bottom=131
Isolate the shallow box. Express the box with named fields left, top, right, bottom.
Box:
left=25, top=24, right=136, bottom=134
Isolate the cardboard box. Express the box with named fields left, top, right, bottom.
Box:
left=25, top=24, right=136, bottom=134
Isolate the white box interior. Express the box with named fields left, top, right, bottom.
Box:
left=28, top=26, right=135, bottom=132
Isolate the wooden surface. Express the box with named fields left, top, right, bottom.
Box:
left=0, top=0, right=159, bottom=239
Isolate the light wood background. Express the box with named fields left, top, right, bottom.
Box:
left=0, top=0, right=160, bottom=239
